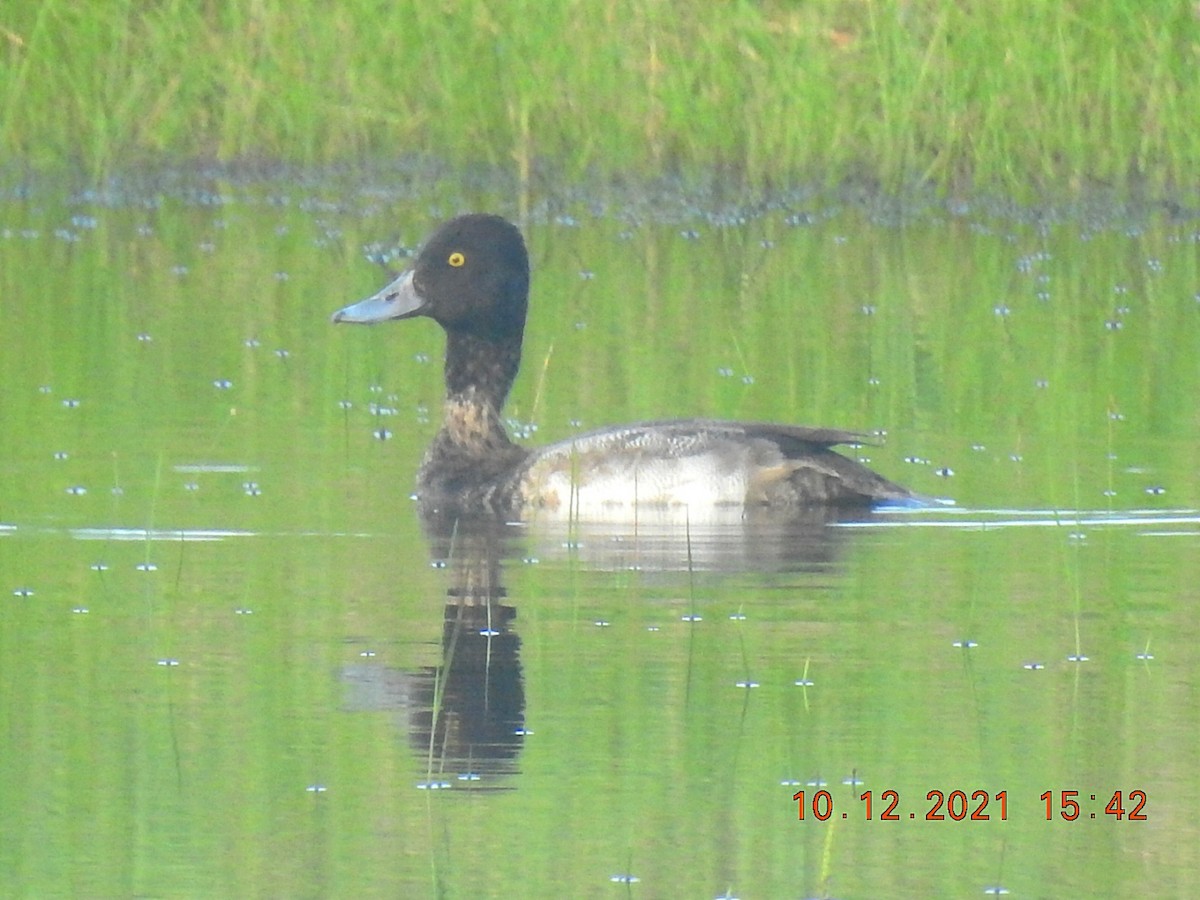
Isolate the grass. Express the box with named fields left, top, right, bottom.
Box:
left=1, top=1, right=1198, bottom=194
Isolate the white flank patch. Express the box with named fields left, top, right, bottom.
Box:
left=538, top=456, right=750, bottom=522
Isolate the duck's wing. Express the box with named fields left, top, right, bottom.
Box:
left=530, top=418, right=880, bottom=460
left=637, top=418, right=877, bottom=450
left=511, top=418, right=912, bottom=512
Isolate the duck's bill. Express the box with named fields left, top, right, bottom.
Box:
left=331, top=269, right=425, bottom=324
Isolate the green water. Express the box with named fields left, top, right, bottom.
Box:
left=1, top=169, right=1197, bottom=897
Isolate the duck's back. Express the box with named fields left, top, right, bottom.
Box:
left=510, top=418, right=912, bottom=518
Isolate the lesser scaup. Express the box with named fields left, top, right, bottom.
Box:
left=332, top=214, right=916, bottom=517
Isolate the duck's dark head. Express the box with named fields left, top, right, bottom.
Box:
left=332, top=214, right=529, bottom=336
left=333, top=214, right=531, bottom=406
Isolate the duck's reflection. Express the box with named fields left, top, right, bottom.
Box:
left=341, top=503, right=893, bottom=788
left=522, top=503, right=877, bottom=574
left=341, top=518, right=525, bottom=788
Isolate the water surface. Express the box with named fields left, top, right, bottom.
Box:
left=1, top=167, right=1197, bottom=896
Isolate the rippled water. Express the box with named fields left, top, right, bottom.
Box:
left=1, top=165, right=1197, bottom=896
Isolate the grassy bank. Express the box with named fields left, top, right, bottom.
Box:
left=1, top=0, right=1197, bottom=194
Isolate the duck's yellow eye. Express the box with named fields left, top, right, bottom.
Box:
left=448, top=251, right=465, bottom=267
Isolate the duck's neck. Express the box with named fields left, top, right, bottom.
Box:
left=438, top=330, right=523, bottom=450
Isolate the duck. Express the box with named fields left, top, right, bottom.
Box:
left=331, top=214, right=917, bottom=519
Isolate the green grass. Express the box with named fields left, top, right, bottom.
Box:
left=1, top=0, right=1198, bottom=194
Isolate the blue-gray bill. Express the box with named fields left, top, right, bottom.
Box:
left=331, top=269, right=424, bottom=324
